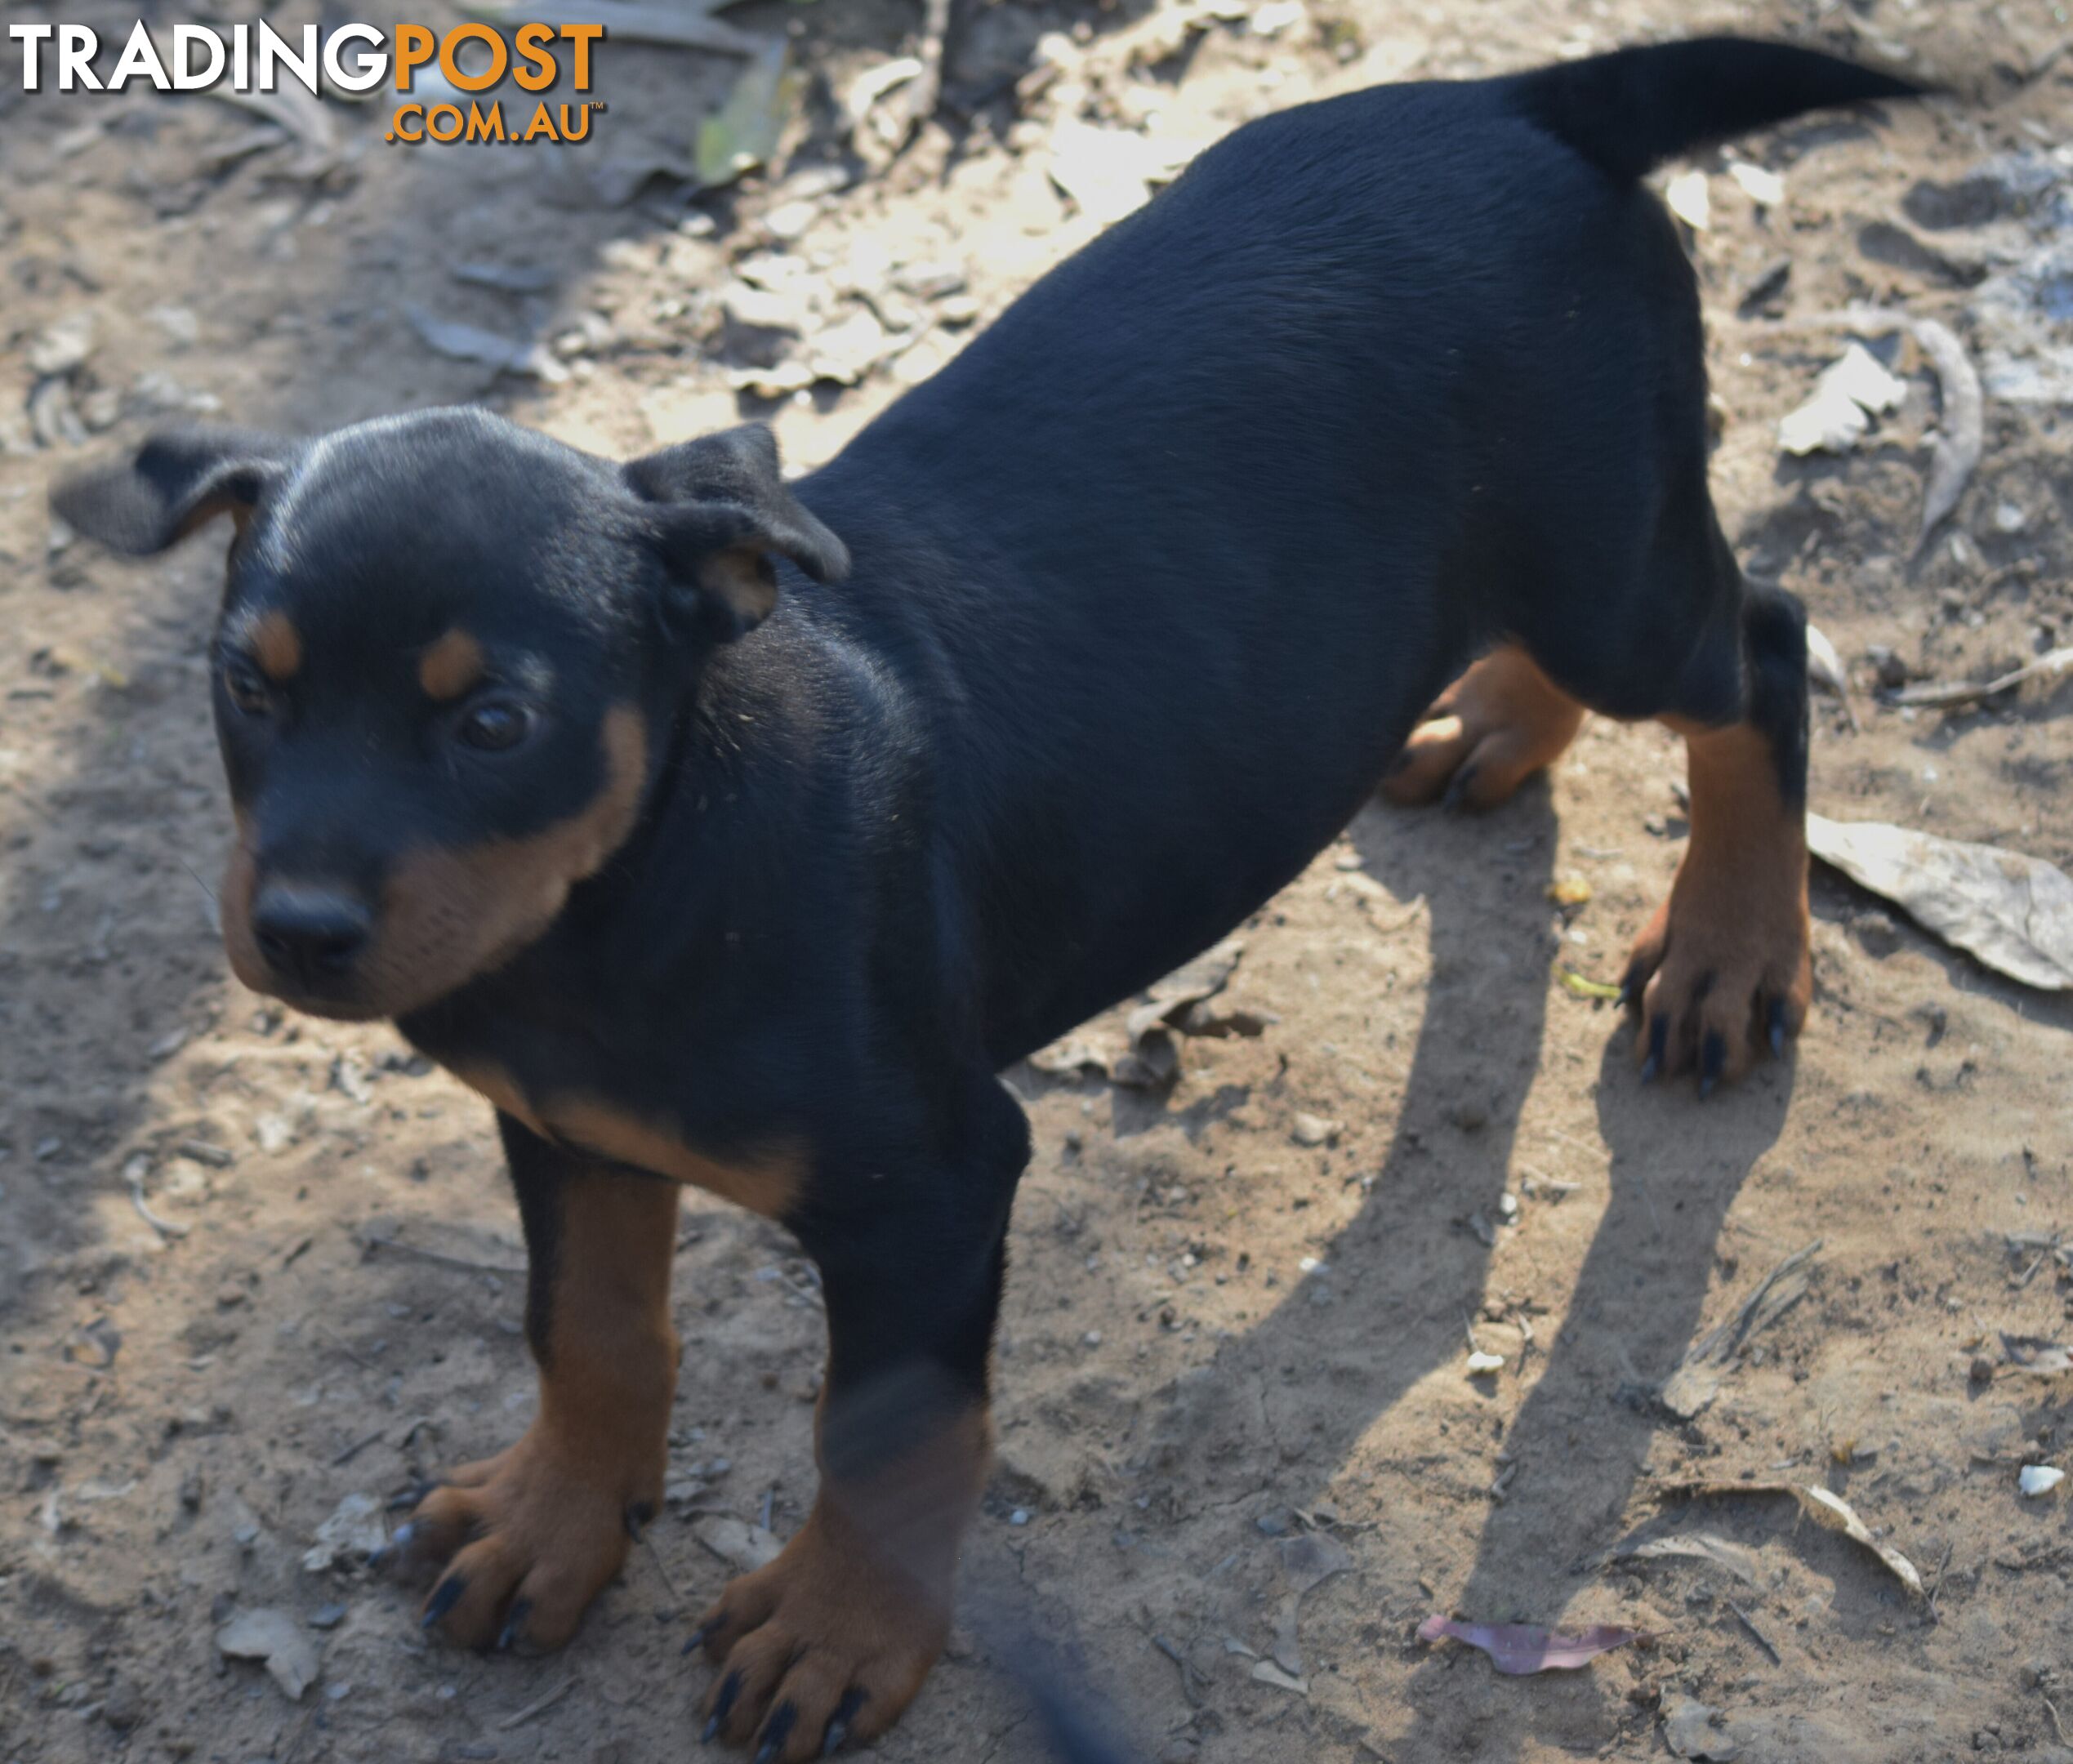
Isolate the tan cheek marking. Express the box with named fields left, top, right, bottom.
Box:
left=418, top=628, right=486, bottom=702
left=252, top=611, right=303, bottom=682
left=348, top=706, right=650, bottom=1018
left=220, top=812, right=266, bottom=990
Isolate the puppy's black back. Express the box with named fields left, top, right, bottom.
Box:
left=766, top=42, right=1915, bottom=1062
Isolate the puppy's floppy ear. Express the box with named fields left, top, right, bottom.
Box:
left=623, top=423, right=849, bottom=642
left=51, top=427, right=297, bottom=555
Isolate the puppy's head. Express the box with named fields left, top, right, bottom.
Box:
left=53, top=409, right=846, bottom=1021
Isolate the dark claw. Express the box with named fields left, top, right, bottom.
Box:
left=421, top=1575, right=466, bottom=1632
left=1618, top=959, right=1649, bottom=1013
left=1699, top=1030, right=1726, bottom=1098
left=1441, top=764, right=1478, bottom=813
left=681, top=1619, right=716, bottom=1657
left=756, top=1703, right=798, bottom=1764
left=704, top=1671, right=742, bottom=1743
left=497, top=1598, right=531, bottom=1652
left=625, top=1499, right=654, bottom=1543
left=1768, top=997, right=1787, bottom=1058
left=386, top=1479, right=435, bottom=1512
left=823, top=1689, right=866, bottom=1756
left=1640, top=1016, right=1667, bottom=1084
left=369, top=1521, right=416, bottom=1568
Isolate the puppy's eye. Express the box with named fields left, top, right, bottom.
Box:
left=455, top=700, right=535, bottom=753
left=223, top=660, right=272, bottom=717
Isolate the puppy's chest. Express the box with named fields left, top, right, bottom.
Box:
left=406, top=1012, right=803, bottom=1220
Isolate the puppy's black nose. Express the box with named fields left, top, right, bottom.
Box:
left=251, top=882, right=371, bottom=985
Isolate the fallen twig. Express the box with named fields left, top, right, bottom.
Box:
left=127, top=1164, right=189, bottom=1240
left=359, top=1233, right=524, bottom=1276
left=642, top=1531, right=680, bottom=1602
left=885, top=0, right=952, bottom=153
left=331, top=1427, right=387, bottom=1468
left=497, top=1677, right=576, bottom=1731
left=1886, top=645, right=2073, bottom=710
left=1728, top=1601, right=1781, bottom=1665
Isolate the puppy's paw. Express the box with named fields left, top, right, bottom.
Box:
left=1622, top=856, right=1811, bottom=1093
left=690, top=1506, right=947, bottom=1761
left=1383, top=646, right=1585, bottom=811
left=383, top=1424, right=658, bottom=1651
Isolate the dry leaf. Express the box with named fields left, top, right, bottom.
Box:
left=1665, top=1697, right=1743, bottom=1762
left=1657, top=1481, right=1921, bottom=1598
left=1602, top=1531, right=1766, bottom=1587
left=2001, top=1333, right=2073, bottom=1374
left=1808, top=815, right=2073, bottom=991
left=216, top=1609, right=320, bottom=1699
left=464, top=0, right=763, bottom=56
left=301, top=1492, right=386, bottom=1573
left=1804, top=622, right=1857, bottom=728
left=207, top=82, right=338, bottom=179
left=1727, top=160, right=1784, bottom=207
left=1660, top=1241, right=1820, bottom=1419
left=1250, top=1659, right=1308, bottom=1694
left=405, top=307, right=568, bottom=385
left=1665, top=169, right=1710, bottom=230
left=1779, top=343, right=1906, bottom=456
left=697, top=40, right=801, bottom=191
left=692, top=1515, right=782, bottom=1572
left=1415, top=1615, right=1637, bottom=1674
left=1268, top=1531, right=1352, bottom=1676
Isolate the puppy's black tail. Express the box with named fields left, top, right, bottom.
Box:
left=1509, top=37, right=1926, bottom=184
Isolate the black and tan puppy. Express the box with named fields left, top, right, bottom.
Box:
left=56, top=38, right=1919, bottom=1760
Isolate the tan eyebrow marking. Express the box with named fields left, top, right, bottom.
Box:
left=251, top=611, right=304, bottom=682
left=418, top=629, right=486, bottom=702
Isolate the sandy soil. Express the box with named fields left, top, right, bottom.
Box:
left=5, top=2, right=2073, bottom=1761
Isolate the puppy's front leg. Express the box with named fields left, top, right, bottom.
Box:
left=692, top=1177, right=1012, bottom=1761
left=398, top=1119, right=680, bottom=1650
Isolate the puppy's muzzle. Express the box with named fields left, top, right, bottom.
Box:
left=249, top=879, right=373, bottom=992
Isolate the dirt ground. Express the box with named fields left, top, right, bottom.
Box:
left=6, top=2, right=2073, bottom=1760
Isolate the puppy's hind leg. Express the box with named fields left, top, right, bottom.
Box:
left=1382, top=644, right=1586, bottom=811
left=1622, top=581, right=1812, bottom=1093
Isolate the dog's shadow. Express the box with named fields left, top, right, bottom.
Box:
left=1135, top=782, right=1790, bottom=1756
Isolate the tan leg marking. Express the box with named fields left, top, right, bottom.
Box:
left=1382, top=644, right=1587, bottom=810
left=693, top=1403, right=990, bottom=1761
left=400, top=1166, right=680, bottom=1650
left=1623, top=719, right=1812, bottom=1090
